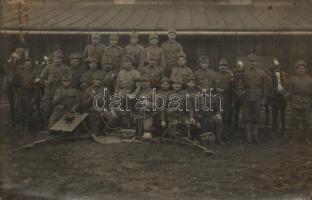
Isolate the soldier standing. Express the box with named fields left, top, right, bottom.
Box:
left=138, top=56, right=163, bottom=89
left=232, top=59, right=245, bottom=130
left=161, top=28, right=184, bottom=76
left=214, top=58, right=234, bottom=138
left=242, top=53, right=267, bottom=143
left=286, top=60, right=312, bottom=141
left=268, top=58, right=287, bottom=137
left=194, top=56, right=216, bottom=91
left=15, top=58, right=37, bottom=131
left=83, top=33, right=105, bottom=65
left=124, top=31, right=145, bottom=69
left=101, top=33, right=124, bottom=72
left=68, top=52, right=86, bottom=89
left=170, top=53, right=194, bottom=85
left=145, top=33, right=166, bottom=69
left=48, top=73, right=80, bottom=128
left=81, top=56, right=105, bottom=86
left=38, top=50, right=68, bottom=127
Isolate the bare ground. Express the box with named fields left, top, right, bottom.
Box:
left=0, top=105, right=312, bottom=200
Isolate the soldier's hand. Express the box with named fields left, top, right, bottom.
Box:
left=161, top=121, right=167, bottom=128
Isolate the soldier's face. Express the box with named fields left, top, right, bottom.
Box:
left=91, top=37, right=100, bottom=45
left=130, top=37, right=138, bottom=45
left=150, top=38, right=158, bottom=45
left=62, top=80, right=71, bottom=88
left=123, top=61, right=131, bottom=70
left=24, top=61, right=32, bottom=70
left=93, top=79, right=102, bottom=87
left=70, top=59, right=80, bottom=67
left=102, top=64, right=112, bottom=72
left=160, top=82, right=170, bottom=90
left=296, top=65, right=306, bottom=76
left=249, top=60, right=257, bottom=68
left=168, top=33, right=176, bottom=41
left=187, top=80, right=196, bottom=89
left=80, top=83, right=88, bottom=91
left=219, top=65, right=228, bottom=72
left=178, top=57, right=186, bottom=66
left=89, top=62, right=98, bottom=70
left=109, top=39, right=118, bottom=46
left=140, top=80, right=150, bottom=88
left=172, top=83, right=182, bottom=91
left=54, top=57, right=62, bottom=65
left=200, top=62, right=209, bottom=69
left=149, top=59, right=156, bottom=67
left=16, top=47, right=25, bottom=56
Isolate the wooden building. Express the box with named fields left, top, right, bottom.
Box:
left=1, top=0, right=312, bottom=70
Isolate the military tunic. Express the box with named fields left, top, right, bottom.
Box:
left=83, top=43, right=105, bottom=64
left=138, top=65, right=163, bottom=89
left=101, top=45, right=124, bottom=71
left=170, top=66, right=194, bottom=85
left=194, top=68, right=216, bottom=90
left=115, top=69, right=141, bottom=97
left=125, top=44, right=145, bottom=68
left=161, top=40, right=184, bottom=69
left=145, top=46, right=166, bottom=69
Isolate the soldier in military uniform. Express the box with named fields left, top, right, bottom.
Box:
left=138, top=56, right=163, bottom=89
left=81, top=56, right=105, bottom=86
left=286, top=60, right=312, bottom=141
left=15, top=58, right=37, bottom=131
left=242, top=53, right=267, bottom=143
left=194, top=56, right=216, bottom=91
left=170, top=53, right=194, bottom=85
left=115, top=55, right=141, bottom=97
left=68, top=52, right=86, bottom=89
left=268, top=58, right=287, bottom=137
left=102, top=57, right=118, bottom=95
left=38, top=50, right=69, bottom=127
left=161, top=28, right=184, bottom=76
left=83, top=33, right=105, bottom=65
left=101, top=33, right=124, bottom=72
left=82, top=73, right=111, bottom=135
left=214, top=58, right=234, bottom=138
left=145, top=33, right=166, bottom=69
left=232, top=59, right=245, bottom=130
left=124, top=31, right=145, bottom=69
left=48, top=73, right=80, bottom=128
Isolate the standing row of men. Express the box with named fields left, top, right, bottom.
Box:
left=4, top=29, right=312, bottom=145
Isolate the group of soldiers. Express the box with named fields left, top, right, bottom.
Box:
left=3, top=28, right=312, bottom=145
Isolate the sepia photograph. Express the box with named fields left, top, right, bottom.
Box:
left=0, top=0, right=312, bottom=199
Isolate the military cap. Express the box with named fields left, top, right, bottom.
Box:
left=295, top=60, right=307, bottom=68
left=199, top=56, right=209, bottom=63
left=124, top=55, right=134, bottom=63
left=92, top=73, right=104, bottom=80
left=247, top=53, right=257, bottom=62
left=69, top=52, right=82, bottom=60
left=61, top=73, right=72, bottom=81
left=176, top=52, right=186, bottom=59
left=149, top=33, right=158, bottom=40
left=161, top=76, right=171, bottom=83
left=218, top=58, right=228, bottom=66
left=86, top=56, right=97, bottom=62
left=130, top=31, right=138, bottom=38
left=102, top=56, right=113, bottom=64
left=109, top=33, right=119, bottom=40
left=171, top=77, right=183, bottom=85
left=168, top=28, right=176, bottom=34
left=53, top=49, right=64, bottom=58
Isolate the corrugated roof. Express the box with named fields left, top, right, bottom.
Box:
left=1, top=4, right=312, bottom=32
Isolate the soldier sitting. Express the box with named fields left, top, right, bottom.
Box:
left=81, top=56, right=104, bottom=87
left=138, top=55, right=163, bottom=89
left=48, top=73, right=80, bottom=128
left=161, top=78, right=192, bottom=138
left=102, top=57, right=117, bottom=95
left=68, top=52, right=86, bottom=89
left=170, top=52, right=194, bottom=84
left=82, top=73, right=111, bottom=135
